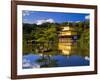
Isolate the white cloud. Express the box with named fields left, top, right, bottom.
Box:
left=36, top=20, right=45, bottom=25
left=36, top=18, right=55, bottom=25
left=85, top=15, right=90, bottom=20
left=23, top=11, right=30, bottom=16
left=46, top=19, right=55, bottom=23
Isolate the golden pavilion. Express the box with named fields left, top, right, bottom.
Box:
left=58, top=25, right=79, bottom=55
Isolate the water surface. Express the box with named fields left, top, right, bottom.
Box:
left=22, top=54, right=89, bottom=69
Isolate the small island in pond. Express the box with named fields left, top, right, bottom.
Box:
left=22, top=11, right=90, bottom=69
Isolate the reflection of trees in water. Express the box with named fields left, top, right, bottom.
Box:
left=35, top=55, right=58, bottom=67
left=34, top=42, right=59, bottom=67
left=24, top=40, right=89, bottom=57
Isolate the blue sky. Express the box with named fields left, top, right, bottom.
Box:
left=22, top=10, right=90, bottom=24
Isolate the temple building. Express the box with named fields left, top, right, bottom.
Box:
left=58, top=25, right=79, bottom=55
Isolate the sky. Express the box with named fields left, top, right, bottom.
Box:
left=22, top=10, right=90, bottom=25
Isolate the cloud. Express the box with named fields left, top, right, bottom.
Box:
left=36, top=18, right=55, bottom=25
left=23, top=11, right=30, bottom=16
left=85, top=15, right=90, bottom=20
left=46, top=19, right=55, bottom=23
left=36, top=20, right=45, bottom=25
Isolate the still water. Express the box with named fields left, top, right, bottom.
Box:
left=22, top=54, right=89, bottom=69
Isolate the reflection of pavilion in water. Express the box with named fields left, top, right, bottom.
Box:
left=58, top=25, right=79, bottom=55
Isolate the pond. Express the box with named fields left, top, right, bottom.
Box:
left=22, top=54, right=89, bottom=69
